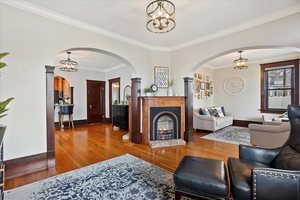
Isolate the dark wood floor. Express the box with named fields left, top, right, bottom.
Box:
left=5, top=124, right=238, bottom=190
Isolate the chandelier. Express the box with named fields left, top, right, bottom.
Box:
left=233, top=50, right=248, bottom=70
left=146, top=0, right=176, bottom=33
left=59, top=51, right=79, bottom=72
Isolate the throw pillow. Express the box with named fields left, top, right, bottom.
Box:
left=199, top=108, right=210, bottom=116
left=221, top=106, right=226, bottom=116
left=215, top=107, right=225, bottom=117
left=208, top=107, right=219, bottom=117
left=272, top=145, right=300, bottom=170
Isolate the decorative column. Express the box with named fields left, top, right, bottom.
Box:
left=131, top=78, right=142, bottom=144
left=45, top=65, right=56, bottom=168
left=184, top=77, right=194, bottom=142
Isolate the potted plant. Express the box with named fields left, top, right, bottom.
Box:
left=0, top=53, right=14, bottom=143
left=144, top=88, right=153, bottom=96
left=168, top=80, right=174, bottom=96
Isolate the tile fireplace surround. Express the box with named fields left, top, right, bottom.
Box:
left=129, top=96, right=186, bottom=148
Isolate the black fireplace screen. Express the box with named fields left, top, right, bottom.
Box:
left=150, top=107, right=180, bottom=141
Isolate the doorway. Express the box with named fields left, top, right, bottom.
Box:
left=109, top=78, right=120, bottom=119
left=87, top=80, right=106, bottom=123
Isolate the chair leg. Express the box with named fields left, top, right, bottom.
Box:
left=71, top=114, right=74, bottom=128
left=60, top=114, right=64, bottom=130
left=175, top=191, right=181, bottom=200
left=68, top=115, right=71, bottom=128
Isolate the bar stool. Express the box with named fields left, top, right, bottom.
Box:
left=59, top=104, right=74, bottom=129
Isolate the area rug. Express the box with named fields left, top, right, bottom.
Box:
left=5, top=154, right=175, bottom=200
left=201, top=126, right=251, bottom=145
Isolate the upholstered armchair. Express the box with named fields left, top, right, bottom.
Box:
left=248, top=122, right=290, bottom=148
left=228, top=105, right=300, bottom=200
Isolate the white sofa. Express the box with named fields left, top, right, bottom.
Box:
left=193, top=110, right=233, bottom=132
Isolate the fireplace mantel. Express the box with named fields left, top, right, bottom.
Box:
left=136, top=96, right=186, bottom=145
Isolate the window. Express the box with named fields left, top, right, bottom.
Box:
left=261, top=59, right=299, bottom=113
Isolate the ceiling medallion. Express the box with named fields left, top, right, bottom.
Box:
left=59, top=51, right=79, bottom=72
left=146, top=0, right=176, bottom=33
left=233, top=50, right=248, bottom=70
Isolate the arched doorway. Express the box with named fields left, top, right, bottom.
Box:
left=45, top=47, right=136, bottom=167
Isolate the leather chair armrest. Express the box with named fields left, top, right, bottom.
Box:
left=253, top=168, right=300, bottom=200
left=239, top=145, right=280, bottom=165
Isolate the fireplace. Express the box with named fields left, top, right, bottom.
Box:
left=150, top=107, right=180, bottom=141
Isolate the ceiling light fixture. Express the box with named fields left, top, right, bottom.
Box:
left=146, top=0, right=176, bottom=33
left=59, top=51, right=79, bottom=72
left=234, top=50, right=248, bottom=70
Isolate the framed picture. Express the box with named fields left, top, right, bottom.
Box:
left=200, top=82, right=206, bottom=90
left=154, top=66, right=169, bottom=88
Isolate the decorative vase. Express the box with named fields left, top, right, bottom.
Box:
left=168, top=87, right=174, bottom=96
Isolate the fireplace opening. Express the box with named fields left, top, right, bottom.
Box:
left=150, top=107, right=180, bottom=141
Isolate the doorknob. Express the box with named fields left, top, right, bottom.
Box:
left=89, top=105, right=93, bottom=110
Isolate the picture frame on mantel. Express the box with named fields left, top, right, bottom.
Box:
left=154, top=66, right=169, bottom=88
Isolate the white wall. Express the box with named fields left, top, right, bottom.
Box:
left=213, top=65, right=261, bottom=120
left=193, top=67, right=214, bottom=110
left=54, top=69, right=106, bottom=122
left=0, top=3, right=172, bottom=160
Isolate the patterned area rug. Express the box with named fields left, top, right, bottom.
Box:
left=5, top=154, right=176, bottom=200
left=201, top=126, right=251, bottom=145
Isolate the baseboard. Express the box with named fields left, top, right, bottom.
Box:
left=5, top=152, right=50, bottom=179
left=104, top=118, right=112, bottom=123
left=233, top=120, right=262, bottom=128
left=55, top=119, right=88, bottom=130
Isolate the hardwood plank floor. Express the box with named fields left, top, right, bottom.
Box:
left=5, top=124, right=238, bottom=190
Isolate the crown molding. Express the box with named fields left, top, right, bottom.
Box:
left=1, top=0, right=300, bottom=52
left=0, top=0, right=171, bottom=52
left=171, top=4, right=300, bottom=51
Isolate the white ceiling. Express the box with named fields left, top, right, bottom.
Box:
left=5, top=0, right=300, bottom=50
left=204, top=48, right=300, bottom=69
left=56, top=50, right=125, bottom=72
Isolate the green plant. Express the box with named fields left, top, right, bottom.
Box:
left=0, top=52, right=14, bottom=119
left=144, top=88, right=153, bottom=93
left=113, top=100, right=119, bottom=105
left=169, top=80, right=174, bottom=87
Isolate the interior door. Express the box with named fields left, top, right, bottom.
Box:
left=87, top=80, right=106, bottom=123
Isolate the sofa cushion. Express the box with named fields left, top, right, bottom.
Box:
left=228, top=157, right=270, bottom=200
left=272, top=145, right=300, bottom=170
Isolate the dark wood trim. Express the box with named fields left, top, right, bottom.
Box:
left=233, top=120, right=263, bottom=128
left=5, top=153, right=48, bottom=179
left=260, top=59, right=299, bottom=113
left=184, top=77, right=194, bottom=142
left=109, top=78, right=120, bottom=119
left=86, top=80, right=106, bottom=123
left=130, top=78, right=142, bottom=144
left=45, top=65, right=55, bottom=168
left=70, top=86, right=74, bottom=104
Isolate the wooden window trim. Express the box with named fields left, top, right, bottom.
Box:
left=260, top=59, right=299, bottom=114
